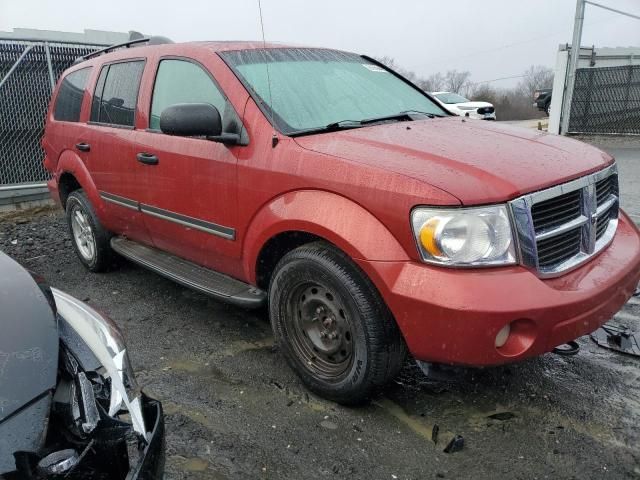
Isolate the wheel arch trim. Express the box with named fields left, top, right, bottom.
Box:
left=242, top=190, right=409, bottom=284
left=55, top=150, right=106, bottom=218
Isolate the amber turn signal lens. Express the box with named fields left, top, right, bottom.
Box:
left=419, top=218, right=442, bottom=257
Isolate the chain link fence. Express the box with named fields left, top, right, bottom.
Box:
left=568, top=64, right=640, bottom=135
left=0, top=40, right=103, bottom=187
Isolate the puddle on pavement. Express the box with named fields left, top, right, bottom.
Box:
left=162, top=401, right=218, bottom=430
left=166, top=359, right=241, bottom=385
left=218, top=337, right=274, bottom=357
left=167, top=455, right=233, bottom=478
left=183, top=457, right=209, bottom=472
left=374, top=397, right=452, bottom=444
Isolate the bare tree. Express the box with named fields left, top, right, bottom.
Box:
left=468, top=83, right=498, bottom=104
left=376, top=56, right=398, bottom=69
left=418, top=72, right=445, bottom=92
left=517, top=65, right=554, bottom=98
left=444, top=70, right=471, bottom=93
left=375, top=56, right=418, bottom=82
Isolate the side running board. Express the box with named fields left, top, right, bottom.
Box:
left=110, top=237, right=266, bottom=309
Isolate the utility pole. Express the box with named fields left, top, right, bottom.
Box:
left=560, top=0, right=585, bottom=134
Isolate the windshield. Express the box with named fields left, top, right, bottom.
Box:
left=221, top=48, right=447, bottom=135
left=434, top=92, right=470, bottom=104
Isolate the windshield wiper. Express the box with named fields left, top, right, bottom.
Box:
left=289, top=120, right=364, bottom=137
left=360, top=111, right=444, bottom=124
left=290, top=111, right=443, bottom=137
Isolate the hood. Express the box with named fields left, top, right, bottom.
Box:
left=0, top=252, right=58, bottom=473
left=294, top=117, right=613, bottom=205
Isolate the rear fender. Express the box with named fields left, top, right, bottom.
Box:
left=242, top=190, right=409, bottom=283
left=55, top=150, right=106, bottom=218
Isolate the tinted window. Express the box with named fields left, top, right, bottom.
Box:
left=54, top=67, right=91, bottom=122
left=90, top=66, right=108, bottom=122
left=150, top=59, right=226, bottom=130
left=90, top=61, right=144, bottom=127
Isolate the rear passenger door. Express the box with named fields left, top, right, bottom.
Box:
left=86, top=60, right=151, bottom=242
left=45, top=66, right=92, bottom=180
left=131, top=58, right=240, bottom=273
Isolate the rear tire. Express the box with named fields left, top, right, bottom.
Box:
left=269, top=242, right=406, bottom=405
left=66, top=190, right=113, bottom=272
left=544, top=100, right=551, bottom=116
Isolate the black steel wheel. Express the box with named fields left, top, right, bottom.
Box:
left=269, top=241, right=406, bottom=405
left=287, top=283, right=354, bottom=379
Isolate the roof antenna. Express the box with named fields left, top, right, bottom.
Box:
left=257, top=0, right=279, bottom=148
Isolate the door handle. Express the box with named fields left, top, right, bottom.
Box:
left=75, top=142, right=91, bottom=152
left=136, top=152, right=159, bottom=165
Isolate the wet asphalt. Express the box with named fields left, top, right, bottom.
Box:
left=1, top=136, right=639, bottom=480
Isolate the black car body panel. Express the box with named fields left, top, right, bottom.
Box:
left=534, top=88, right=552, bottom=110
left=0, top=252, right=165, bottom=478
left=126, top=396, right=165, bottom=480
left=0, top=252, right=58, bottom=471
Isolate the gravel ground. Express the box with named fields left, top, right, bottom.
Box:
left=1, top=138, right=639, bottom=480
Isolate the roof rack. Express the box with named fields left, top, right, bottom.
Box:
left=74, top=36, right=173, bottom=64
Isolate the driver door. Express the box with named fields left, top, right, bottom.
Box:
left=130, top=58, right=240, bottom=273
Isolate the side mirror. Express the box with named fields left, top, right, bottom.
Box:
left=159, top=103, right=222, bottom=137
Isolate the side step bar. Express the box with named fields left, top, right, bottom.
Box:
left=110, top=237, right=266, bottom=309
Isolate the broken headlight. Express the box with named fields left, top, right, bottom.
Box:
left=52, top=288, right=147, bottom=440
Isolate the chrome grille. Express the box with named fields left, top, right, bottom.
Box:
left=509, top=164, right=619, bottom=277
left=536, top=226, right=582, bottom=268
left=531, top=190, right=582, bottom=233
left=595, top=175, right=617, bottom=204
left=595, top=203, right=615, bottom=241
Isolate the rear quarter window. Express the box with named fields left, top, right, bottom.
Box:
left=90, top=60, right=145, bottom=127
left=53, top=67, right=91, bottom=122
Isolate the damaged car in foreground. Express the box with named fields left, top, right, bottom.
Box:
left=0, top=251, right=164, bottom=479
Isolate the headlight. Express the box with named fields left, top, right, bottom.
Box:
left=457, top=105, right=476, bottom=111
left=52, top=289, right=147, bottom=440
left=411, top=205, right=516, bottom=266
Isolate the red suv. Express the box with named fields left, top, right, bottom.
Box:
left=43, top=38, right=640, bottom=404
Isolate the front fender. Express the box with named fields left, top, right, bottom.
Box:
left=242, top=190, right=409, bottom=283
left=55, top=150, right=106, bottom=218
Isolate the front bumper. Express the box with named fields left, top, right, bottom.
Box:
left=129, top=394, right=165, bottom=479
left=465, top=111, right=496, bottom=120
left=53, top=290, right=165, bottom=478
left=358, top=211, right=640, bottom=366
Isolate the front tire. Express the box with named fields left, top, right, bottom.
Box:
left=269, top=242, right=406, bottom=405
left=66, top=190, right=113, bottom=272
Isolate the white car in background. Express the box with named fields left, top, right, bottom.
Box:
left=431, top=91, right=496, bottom=120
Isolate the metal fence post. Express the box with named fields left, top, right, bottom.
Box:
left=44, top=42, right=55, bottom=92
left=560, top=0, right=585, bottom=135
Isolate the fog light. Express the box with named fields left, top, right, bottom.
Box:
left=495, top=324, right=511, bottom=348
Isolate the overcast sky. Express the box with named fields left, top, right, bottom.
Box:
left=1, top=0, right=639, bottom=87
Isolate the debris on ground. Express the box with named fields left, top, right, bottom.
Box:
left=320, top=420, right=338, bottom=430
left=590, top=323, right=640, bottom=357
left=487, top=412, right=517, bottom=421
left=431, top=425, right=439, bottom=445
left=443, top=435, right=464, bottom=454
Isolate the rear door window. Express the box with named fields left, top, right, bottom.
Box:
left=149, top=59, right=226, bottom=130
left=90, top=60, right=145, bottom=127
left=53, top=67, right=91, bottom=122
